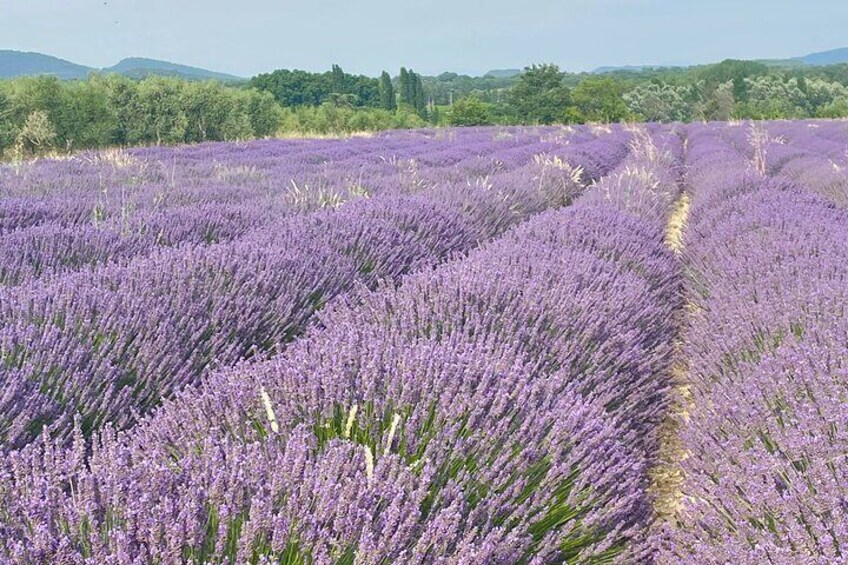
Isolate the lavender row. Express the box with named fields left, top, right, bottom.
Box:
left=0, top=128, right=608, bottom=286
left=0, top=127, right=596, bottom=234
left=709, top=119, right=848, bottom=208
left=580, top=125, right=685, bottom=225
left=0, top=203, right=276, bottom=286
left=657, top=125, right=848, bottom=563
left=761, top=121, right=848, bottom=208
left=0, top=134, right=682, bottom=562
left=0, top=132, right=632, bottom=449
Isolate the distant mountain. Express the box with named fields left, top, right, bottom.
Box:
left=753, top=48, right=848, bottom=68
left=594, top=65, right=652, bottom=74
left=4, top=47, right=848, bottom=84
left=594, top=48, right=848, bottom=73
left=593, top=62, right=694, bottom=74
left=484, top=69, right=522, bottom=78
left=104, top=57, right=243, bottom=81
left=800, top=47, right=848, bottom=66
left=0, top=50, right=243, bottom=81
left=0, top=50, right=93, bottom=79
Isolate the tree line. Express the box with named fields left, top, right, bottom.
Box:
left=5, top=58, right=848, bottom=158
left=250, top=65, right=430, bottom=117
left=443, top=60, right=848, bottom=126
left=0, top=74, right=281, bottom=158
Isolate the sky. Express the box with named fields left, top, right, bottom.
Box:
left=1, top=0, right=847, bottom=77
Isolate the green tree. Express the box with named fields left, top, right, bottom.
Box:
left=324, top=92, right=358, bottom=108
left=247, top=90, right=283, bottom=137
left=429, top=104, right=442, bottom=125
left=817, top=99, right=848, bottom=118
left=251, top=67, right=379, bottom=108
left=623, top=82, right=696, bottom=122
left=697, top=59, right=769, bottom=102
left=3, top=75, right=64, bottom=138
left=0, top=89, right=12, bottom=155
left=347, top=75, right=380, bottom=107
left=181, top=81, right=229, bottom=142
left=16, top=110, right=57, bottom=154
left=250, top=69, right=330, bottom=106
left=95, top=74, right=141, bottom=144
left=570, top=77, right=630, bottom=122
left=135, top=77, right=188, bottom=145
left=695, top=81, right=736, bottom=121
left=509, top=64, right=571, bottom=124
left=448, top=95, right=492, bottom=126
left=379, top=71, right=396, bottom=110
left=59, top=79, right=119, bottom=149
left=737, top=76, right=807, bottom=119
left=399, top=67, right=420, bottom=107
left=413, top=73, right=427, bottom=117
left=330, top=64, right=346, bottom=94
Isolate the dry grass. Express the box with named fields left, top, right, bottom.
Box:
left=664, top=193, right=690, bottom=254
left=649, top=191, right=693, bottom=520
left=648, top=354, right=692, bottom=519
left=274, top=131, right=375, bottom=140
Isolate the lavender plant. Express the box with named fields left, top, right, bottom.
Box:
left=656, top=123, right=848, bottom=563
left=0, top=126, right=680, bottom=563
left=0, top=128, right=631, bottom=449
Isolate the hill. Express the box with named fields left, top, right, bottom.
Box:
left=0, top=51, right=243, bottom=81
left=103, top=57, right=243, bottom=81
left=0, top=50, right=94, bottom=80
left=801, top=47, right=848, bottom=66
left=483, top=69, right=522, bottom=78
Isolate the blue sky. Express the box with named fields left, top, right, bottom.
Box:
left=1, top=0, right=847, bottom=76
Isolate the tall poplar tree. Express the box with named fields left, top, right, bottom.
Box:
left=399, top=68, right=414, bottom=106
left=413, top=73, right=427, bottom=116
left=379, top=71, right=396, bottom=110
left=330, top=64, right=346, bottom=94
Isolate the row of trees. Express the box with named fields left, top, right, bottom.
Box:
left=250, top=65, right=431, bottom=118
left=6, top=59, right=848, bottom=158
left=624, top=75, right=848, bottom=121
left=0, top=74, right=281, bottom=157
left=446, top=64, right=629, bottom=126
left=250, top=66, right=381, bottom=108
left=445, top=60, right=848, bottom=126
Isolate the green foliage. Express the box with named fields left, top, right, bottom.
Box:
left=399, top=67, right=412, bottom=106
left=571, top=77, right=630, bottom=122
left=247, top=89, right=284, bottom=137
left=0, top=74, right=286, bottom=156
left=16, top=110, right=57, bottom=154
left=736, top=76, right=809, bottom=119
left=693, top=81, right=736, bottom=121
left=448, top=95, right=492, bottom=126
left=817, top=98, right=848, bottom=118
left=697, top=59, right=770, bottom=101
left=59, top=80, right=119, bottom=148
left=0, top=90, right=10, bottom=154
left=510, top=64, right=572, bottom=124
left=6, top=55, right=848, bottom=158
left=413, top=72, right=427, bottom=117
left=379, top=71, right=396, bottom=110
left=396, top=68, right=428, bottom=117
left=331, top=63, right=345, bottom=94
left=422, top=72, right=516, bottom=106
left=624, top=82, right=697, bottom=122
left=278, top=104, right=426, bottom=136
left=134, top=77, right=189, bottom=144
left=1, top=76, right=63, bottom=143
left=250, top=66, right=381, bottom=108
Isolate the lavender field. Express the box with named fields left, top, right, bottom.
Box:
left=0, top=121, right=846, bottom=564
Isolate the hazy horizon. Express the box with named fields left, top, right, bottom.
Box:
left=2, top=0, right=847, bottom=77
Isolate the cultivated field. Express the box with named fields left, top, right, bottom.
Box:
left=0, top=122, right=846, bottom=563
